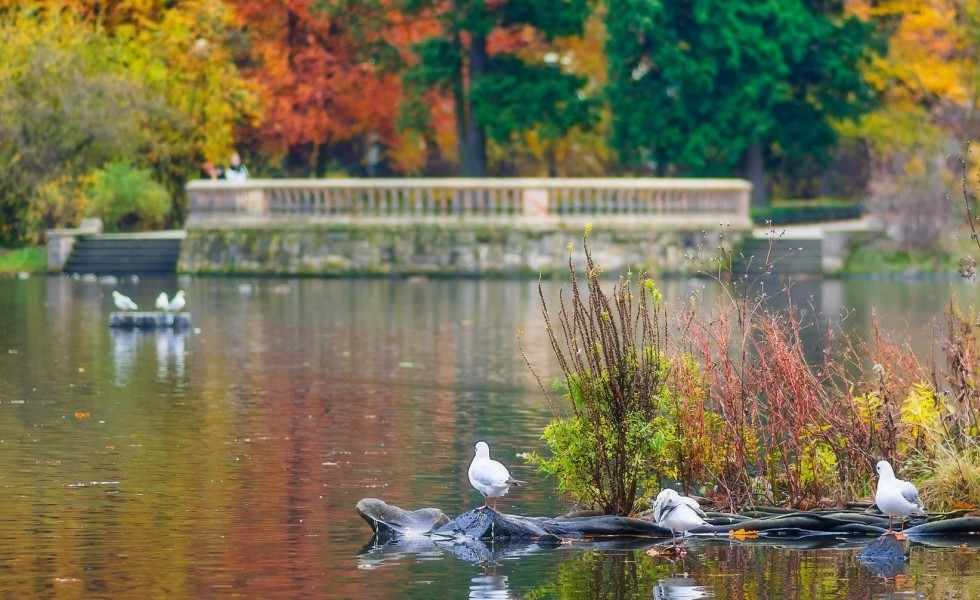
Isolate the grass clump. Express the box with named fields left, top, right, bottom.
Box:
left=0, top=246, right=46, bottom=273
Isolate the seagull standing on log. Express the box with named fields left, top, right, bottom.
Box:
left=155, top=292, right=169, bottom=311
left=875, top=460, right=926, bottom=538
left=467, top=441, right=526, bottom=510
left=167, top=290, right=186, bottom=312
left=112, top=291, right=138, bottom=312
left=654, top=489, right=708, bottom=546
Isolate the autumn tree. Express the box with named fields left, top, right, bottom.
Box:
left=606, top=0, right=878, bottom=203
left=845, top=0, right=980, bottom=250
left=71, top=0, right=261, bottom=219
left=229, top=0, right=419, bottom=177
left=0, top=9, right=147, bottom=245
left=399, top=0, right=594, bottom=176
left=0, top=2, right=258, bottom=243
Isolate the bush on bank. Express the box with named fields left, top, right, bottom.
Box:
left=524, top=231, right=980, bottom=515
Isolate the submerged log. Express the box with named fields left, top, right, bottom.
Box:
left=109, top=311, right=192, bottom=330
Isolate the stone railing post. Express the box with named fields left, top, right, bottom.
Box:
left=238, top=187, right=268, bottom=216
left=522, top=188, right=549, bottom=217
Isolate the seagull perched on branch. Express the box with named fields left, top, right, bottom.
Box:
left=468, top=441, right=526, bottom=510
left=654, top=489, right=707, bottom=546
left=875, top=460, right=926, bottom=538
left=112, top=291, right=138, bottom=312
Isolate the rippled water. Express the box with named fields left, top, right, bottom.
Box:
left=0, top=275, right=978, bottom=598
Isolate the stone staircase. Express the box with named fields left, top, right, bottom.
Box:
left=731, top=237, right=823, bottom=277
left=62, top=232, right=185, bottom=276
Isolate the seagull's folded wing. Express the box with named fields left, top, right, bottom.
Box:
left=472, top=459, right=512, bottom=486
left=899, top=480, right=924, bottom=509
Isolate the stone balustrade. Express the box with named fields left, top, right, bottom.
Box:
left=186, top=178, right=751, bottom=224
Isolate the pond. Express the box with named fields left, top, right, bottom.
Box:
left=0, top=275, right=978, bottom=598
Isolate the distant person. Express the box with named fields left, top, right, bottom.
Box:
left=225, top=152, right=250, bottom=181
left=201, top=161, right=224, bottom=180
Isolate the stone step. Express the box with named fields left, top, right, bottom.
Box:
left=64, top=235, right=182, bottom=275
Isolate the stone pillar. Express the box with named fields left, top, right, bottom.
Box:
left=45, top=218, right=103, bottom=272
left=522, top=188, right=549, bottom=217
left=236, top=188, right=268, bottom=216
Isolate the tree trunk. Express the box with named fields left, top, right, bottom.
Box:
left=545, top=145, right=557, bottom=177
left=743, top=142, right=768, bottom=206
left=451, top=29, right=469, bottom=177
left=314, top=141, right=330, bottom=178
left=463, top=34, right=489, bottom=177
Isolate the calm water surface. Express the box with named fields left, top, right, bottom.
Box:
left=0, top=275, right=978, bottom=598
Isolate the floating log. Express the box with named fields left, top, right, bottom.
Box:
left=905, top=516, right=980, bottom=535
left=357, top=498, right=671, bottom=542
left=357, top=498, right=980, bottom=543
left=109, top=311, right=192, bottom=330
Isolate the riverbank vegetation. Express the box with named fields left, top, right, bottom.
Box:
left=2, top=0, right=977, bottom=266
left=0, top=247, right=46, bottom=274
left=523, top=230, right=980, bottom=514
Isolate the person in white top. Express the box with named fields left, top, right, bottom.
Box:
left=225, top=151, right=249, bottom=181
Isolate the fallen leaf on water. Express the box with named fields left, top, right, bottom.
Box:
left=75, top=412, right=91, bottom=419
left=729, top=528, right=760, bottom=540
left=646, top=546, right=684, bottom=558
left=106, top=444, right=116, bottom=450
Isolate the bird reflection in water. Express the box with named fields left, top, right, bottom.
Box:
left=653, top=576, right=712, bottom=599
left=110, top=329, right=188, bottom=386
left=110, top=330, right=139, bottom=387
left=154, top=330, right=186, bottom=381
left=469, top=572, right=511, bottom=599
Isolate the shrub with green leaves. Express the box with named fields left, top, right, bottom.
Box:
left=521, top=228, right=678, bottom=515
left=87, top=162, right=171, bottom=232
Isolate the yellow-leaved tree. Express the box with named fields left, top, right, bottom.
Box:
left=0, top=1, right=260, bottom=241
left=75, top=0, right=262, bottom=219
left=845, top=0, right=980, bottom=251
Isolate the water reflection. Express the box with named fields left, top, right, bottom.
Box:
left=654, top=576, right=712, bottom=599
left=109, top=329, right=187, bottom=387
left=358, top=537, right=555, bottom=569
left=355, top=535, right=980, bottom=599
left=2, top=276, right=980, bottom=598
left=469, top=572, right=510, bottom=599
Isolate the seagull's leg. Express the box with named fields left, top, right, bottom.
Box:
left=885, top=516, right=893, bottom=536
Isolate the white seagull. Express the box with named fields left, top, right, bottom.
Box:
left=875, top=460, right=926, bottom=537
left=155, top=292, right=169, bottom=311
left=467, top=441, right=526, bottom=510
left=654, top=489, right=707, bottom=545
left=167, top=290, right=186, bottom=312
left=112, top=291, right=138, bottom=312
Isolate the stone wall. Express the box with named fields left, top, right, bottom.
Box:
left=178, top=220, right=748, bottom=277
